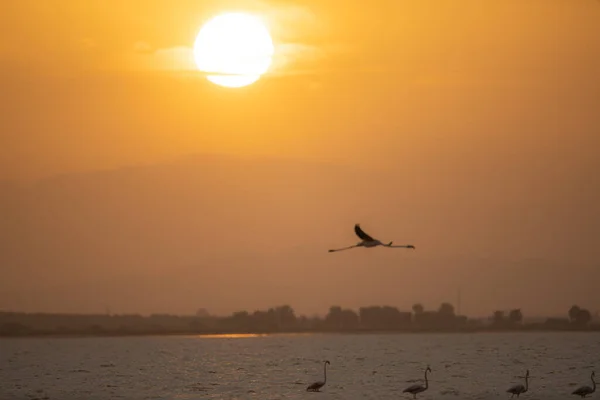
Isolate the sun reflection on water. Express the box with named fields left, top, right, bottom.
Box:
left=194, top=332, right=319, bottom=339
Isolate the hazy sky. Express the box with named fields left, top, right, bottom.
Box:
left=1, top=0, right=599, bottom=317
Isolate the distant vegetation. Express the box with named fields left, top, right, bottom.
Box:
left=0, top=304, right=597, bottom=337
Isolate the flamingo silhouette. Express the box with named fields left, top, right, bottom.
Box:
left=329, top=224, right=415, bottom=252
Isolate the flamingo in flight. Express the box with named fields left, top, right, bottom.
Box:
left=328, top=224, right=415, bottom=253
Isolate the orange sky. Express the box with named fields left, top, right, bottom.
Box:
left=1, top=0, right=599, bottom=317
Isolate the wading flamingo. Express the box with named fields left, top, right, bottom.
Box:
left=507, top=369, right=529, bottom=398
left=306, top=360, right=330, bottom=392
left=403, top=366, right=432, bottom=399
left=572, top=371, right=596, bottom=398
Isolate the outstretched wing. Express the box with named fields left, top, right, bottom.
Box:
left=354, top=224, right=374, bottom=241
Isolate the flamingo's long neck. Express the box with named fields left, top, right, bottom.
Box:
left=591, top=374, right=596, bottom=392
left=323, top=363, right=328, bottom=384
left=424, top=369, right=429, bottom=389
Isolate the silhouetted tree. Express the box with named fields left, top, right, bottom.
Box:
left=544, top=317, right=570, bottom=329
left=188, top=319, right=207, bottom=332
left=492, top=310, right=505, bottom=325
left=296, top=315, right=310, bottom=329
left=412, top=303, right=424, bottom=315
left=274, top=305, right=297, bottom=329
left=569, top=305, right=581, bottom=322
left=340, top=309, right=360, bottom=330
left=4, top=302, right=600, bottom=337
left=250, top=310, right=277, bottom=331
left=224, top=311, right=249, bottom=331
left=438, top=303, right=455, bottom=317
left=578, top=309, right=592, bottom=325
left=360, top=306, right=411, bottom=329
left=325, top=306, right=343, bottom=329
left=568, top=305, right=592, bottom=326
left=508, top=309, right=523, bottom=324
left=195, top=308, right=210, bottom=318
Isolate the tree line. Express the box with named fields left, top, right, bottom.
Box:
left=0, top=303, right=597, bottom=337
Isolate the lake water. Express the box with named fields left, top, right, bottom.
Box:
left=1, top=332, right=598, bottom=399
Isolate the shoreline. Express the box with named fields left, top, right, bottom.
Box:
left=2, top=326, right=599, bottom=339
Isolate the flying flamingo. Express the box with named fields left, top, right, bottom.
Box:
left=403, top=366, right=432, bottom=399
left=306, top=360, right=330, bottom=392
left=328, top=224, right=415, bottom=252
left=507, top=369, right=529, bottom=398
left=572, top=371, right=596, bottom=398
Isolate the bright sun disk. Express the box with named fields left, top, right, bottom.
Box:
left=193, top=13, right=274, bottom=88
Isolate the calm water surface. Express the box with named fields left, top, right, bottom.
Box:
left=1, top=332, right=598, bottom=399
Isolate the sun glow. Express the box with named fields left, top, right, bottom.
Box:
left=193, top=13, right=275, bottom=88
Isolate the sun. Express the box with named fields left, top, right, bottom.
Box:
left=193, top=13, right=275, bottom=88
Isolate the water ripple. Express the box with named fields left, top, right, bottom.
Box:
left=0, top=332, right=598, bottom=400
